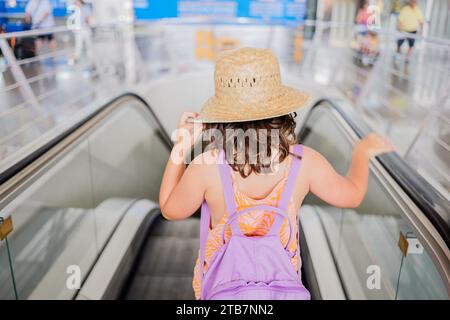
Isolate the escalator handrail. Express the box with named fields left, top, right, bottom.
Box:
left=306, top=98, right=450, bottom=249
left=0, top=92, right=173, bottom=187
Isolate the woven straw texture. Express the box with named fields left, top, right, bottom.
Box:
left=198, top=47, right=310, bottom=123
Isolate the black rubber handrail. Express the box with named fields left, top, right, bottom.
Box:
left=0, top=92, right=173, bottom=187
left=304, top=98, right=450, bottom=248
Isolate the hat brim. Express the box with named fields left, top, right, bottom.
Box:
left=194, top=86, right=311, bottom=123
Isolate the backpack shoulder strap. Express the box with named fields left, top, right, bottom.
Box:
left=217, top=149, right=238, bottom=215
left=278, top=144, right=303, bottom=211
left=199, top=149, right=237, bottom=298
left=266, top=144, right=303, bottom=249
left=199, top=201, right=210, bottom=288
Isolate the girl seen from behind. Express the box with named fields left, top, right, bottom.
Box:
left=159, top=48, right=394, bottom=300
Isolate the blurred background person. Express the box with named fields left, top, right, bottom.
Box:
left=356, top=0, right=370, bottom=36
left=72, top=0, right=94, bottom=66
left=396, top=0, right=424, bottom=62
left=25, top=0, right=56, bottom=54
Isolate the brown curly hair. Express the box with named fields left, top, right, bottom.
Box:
left=202, top=113, right=300, bottom=178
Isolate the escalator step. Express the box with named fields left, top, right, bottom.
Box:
left=151, top=218, right=200, bottom=238
left=125, top=275, right=195, bottom=300
left=135, top=236, right=199, bottom=276
left=124, top=217, right=200, bottom=300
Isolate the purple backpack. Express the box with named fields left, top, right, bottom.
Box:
left=199, top=144, right=311, bottom=300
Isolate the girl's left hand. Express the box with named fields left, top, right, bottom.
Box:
left=355, top=132, right=395, bottom=159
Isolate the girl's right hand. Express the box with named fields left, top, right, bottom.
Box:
left=172, top=112, right=203, bottom=154
left=355, top=133, right=395, bottom=159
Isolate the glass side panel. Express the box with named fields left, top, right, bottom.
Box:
left=396, top=235, right=448, bottom=299
left=0, top=141, right=98, bottom=299
left=300, top=104, right=448, bottom=300
left=0, top=99, right=170, bottom=299
left=88, top=102, right=169, bottom=249
left=0, top=237, right=16, bottom=299
left=301, top=108, right=351, bottom=262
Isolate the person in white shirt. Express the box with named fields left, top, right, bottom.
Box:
left=73, top=0, right=93, bottom=62
left=25, top=0, right=56, bottom=52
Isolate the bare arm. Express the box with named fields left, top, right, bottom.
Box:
left=159, top=112, right=205, bottom=220
left=159, top=149, right=206, bottom=220
left=356, top=9, right=361, bottom=23
left=397, top=12, right=403, bottom=31
left=306, top=133, right=394, bottom=208
left=85, top=15, right=92, bottom=26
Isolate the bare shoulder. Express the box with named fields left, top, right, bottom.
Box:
left=190, top=149, right=220, bottom=166
left=187, top=149, right=221, bottom=184
left=299, top=145, right=323, bottom=163
left=298, top=145, right=327, bottom=174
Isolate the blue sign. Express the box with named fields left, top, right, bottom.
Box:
left=134, top=0, right=177, bottom=20
left=51, top=0, right=69, bottom=17
left=0, top=0, right=69, bottom=17
left=133, top=0, right=308, bottom=24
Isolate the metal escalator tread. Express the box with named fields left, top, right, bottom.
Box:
left=124, top=216, right=200, bottom=300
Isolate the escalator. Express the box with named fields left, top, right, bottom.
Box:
left=120, top=216, right=200, bottom=300
left=296, top=99, right=449, bottom=299
left=0, top=93, right=448, bottom=300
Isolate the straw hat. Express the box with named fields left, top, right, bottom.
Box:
left=197, top=47, right=310, bottom=123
